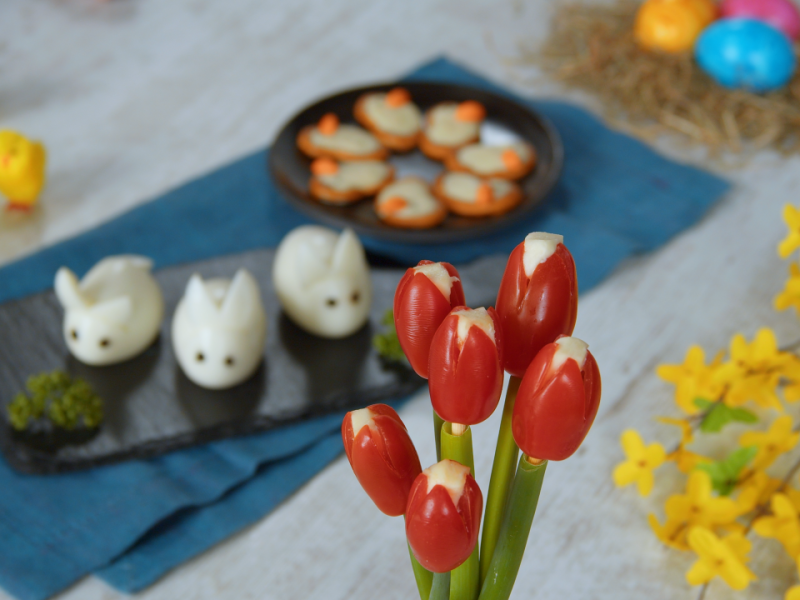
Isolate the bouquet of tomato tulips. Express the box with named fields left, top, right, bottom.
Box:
left=341, top=232, right=602, bottom=600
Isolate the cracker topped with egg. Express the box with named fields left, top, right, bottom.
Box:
left=419, top=101, right=486, bottom=161
left=375, top=177, right=447, bottom=229
left=433, top=172, right=522, bottom=217
left=354, top=87, right=422, bottom=153
left=297, top=113, right=389, bottom=161
left=444, top=141, right=536, bottom=180
left=309, top=158, right=394, bottom=204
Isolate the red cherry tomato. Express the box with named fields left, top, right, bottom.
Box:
left=405, top=459, right=483, bottom=573
left=394, top=261, right=466, bottom=378
left=428, top=307, right=504, bottom=425
left=512, top=337, right=601, bottom=461
left=342, top=404, right=422, bottom=516
left=495, top=233, right=578, bottom=377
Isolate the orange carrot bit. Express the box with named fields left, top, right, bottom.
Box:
left=317, top=113, right=340, bottom=135
left=455, top=101, right=486, bottom=122
left=311, top=158, right=339, bottom=176
left=385, top=87, right=411, bottom=108
left=476, top=183, right=494, bottom=205
left=501, top=148, right=523, bottom=170
left=379, top=196, right=408, bottom=215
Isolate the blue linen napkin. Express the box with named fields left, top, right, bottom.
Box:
left=0, top=56, right=730, bottom=600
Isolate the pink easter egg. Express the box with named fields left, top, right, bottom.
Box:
left=721, top=0, right=800, bottom=40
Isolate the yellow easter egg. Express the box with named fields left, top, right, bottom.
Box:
left=635, top=0, right=718, bottom=53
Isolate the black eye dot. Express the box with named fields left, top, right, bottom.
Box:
left=196, top=352, right=205, bottom=362
left=99, top=338, right=110, bottom=348
left=225, top=356, right=235, bottom=367
left=70, top=329, right=79, bottom=340
left=351, top=291, right=360, bottom=303
left=326, top=298, right=337, bottom=307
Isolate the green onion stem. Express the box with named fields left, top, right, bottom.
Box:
left=434, top=408, right=445, bottom=462
left=478, top=456, right=547, bottom=600
left=405, top=516, right=433, bottom=600
left=430, top=572, right=451, bottom=600
left=441, top=423, right=479, bottom=600
left=479, top=376, right=521, bottom=584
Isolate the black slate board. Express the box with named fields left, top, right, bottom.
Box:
left=0, top=248, right=505, bottom=473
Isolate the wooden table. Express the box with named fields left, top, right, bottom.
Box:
left=2, top=0, right=800, bottom=598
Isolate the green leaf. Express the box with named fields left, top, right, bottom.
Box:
left=372, top=309, right=408, bottom=363
left=699, top=402, right=758, bottom=433
left=693, top=398, right=714, bottom=410
left=695, top=446, right=758, bottom=496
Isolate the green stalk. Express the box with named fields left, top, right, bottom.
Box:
left=478, top=456, right=547, bottom=600
left=434, top=408, right=445, bottom=462
left=430, top=572, right=451, bottom=600
left=405, top=516, right=433, bottom=600
left=441, top=423, right=479, bottom=600
left=479, top=376, right=521, bottom=584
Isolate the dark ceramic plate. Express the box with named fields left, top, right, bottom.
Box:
left=0, top=249, right=506, bottom=474
left=269, top=81, right=563, bottom=244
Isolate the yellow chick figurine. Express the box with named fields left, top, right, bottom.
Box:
left=0, top=130, right=46, bottom=211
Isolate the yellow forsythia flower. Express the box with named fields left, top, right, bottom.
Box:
left=657, top=346, right=724, bottom=414
left=780, top=205, right=800, bottom=259
left=657, top=416, right=694, bottom=445
left=686, top=527, right=757, bottom=590
left=665, top=471, right=739, bottom=529
left=736, top=471, right=782, bottom=514
left=717, top=329, right=800, bottom=410
left=739, top=415, right=800, bottom=471
left=648, top=514, right=689, bottom=550
left=753, top=493, right=800, bottom=557
left=776, top=263, right=800, bottom=315
left=613, top=430, right=666, bottom=496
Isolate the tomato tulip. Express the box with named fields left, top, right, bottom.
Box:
left=405, top=459, right=483, bottom=573
left=394, top=261, right=466, bottom=378
left=428, top=306, right=504, bottom=426
left=512, top=336, right=601, bottom=461
left=495, top=232, right=578, bottom=377
left=342, top=404, right=422, bottom=516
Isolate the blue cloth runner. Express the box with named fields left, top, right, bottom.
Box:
left=0, top=57, right=730, bottom=600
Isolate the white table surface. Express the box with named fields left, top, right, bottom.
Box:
left=2, top=0, right=800, bottom=598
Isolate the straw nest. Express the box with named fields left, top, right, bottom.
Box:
left=518, top=0, right=800, bottom=155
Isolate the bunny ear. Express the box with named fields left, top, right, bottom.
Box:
left=295, top=242, right=328, bottom=289
left=54, top=268, right=87, bottom=310
left=90, top=296, right=132, bottom=325
left=331, top=229, right=366, bottom=274
left=221, top=269, right=261, bottom=329
left=184, top=274, right=219, bottom=324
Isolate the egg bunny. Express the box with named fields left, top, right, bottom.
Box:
left=54, top=255, right=164, bottom=366
left=272, top=226, right=372, bottom=339
left=171, top=269, right=267, bottom=390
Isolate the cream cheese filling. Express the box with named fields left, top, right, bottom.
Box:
left=456, top=142, right=532, bottom=175
left=363, top=94, right=422, bottom=136
left=453, top=307, right=495, bottom=348
left=309, top=124, right=382, bottom=155
left=412, top=261, right=460, bottom=302
left=424, top=459, right=470, bottom=505
left=318, top=161, right=390, bottom=192
left=376, top=178, right=441, bottom=218
left=522, top=232, right=564, bottom=278
left=425, top=104, right=481, bottom=146
left=441, top=172, right=514, bottom=204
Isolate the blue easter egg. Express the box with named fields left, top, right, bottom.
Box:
left=695, top=18, right=797, bottom=92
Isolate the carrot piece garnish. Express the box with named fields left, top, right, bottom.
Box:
left=379, top=196, right=408, bottom=215
left=455, top=101, right=486, bottom=122
left=385, top=88, right=411, bottom=108
left=501, top=148, right=523, bottom=170
left=318, top=113, right=339, bottom=135
left=476, top=183, right=493, bottom=205
left=311, top=158, right=339, bottom=176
